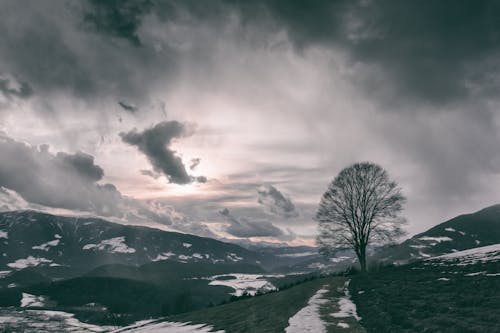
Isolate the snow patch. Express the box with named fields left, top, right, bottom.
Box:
left=21, top=293, right=47, bottom=307
left=465, top=271, right=486, bottom=276
left=337, top=322, right=350, bottom=328
left=444, top=227, right=456, bottom=232
left=0, top=270, right=11, bottom=278
left=208, top=274, right=278, bottom=296
left=182, top=243, right=192, bottom=248
left=111, top=320, right=224, bottom=332
left=419, top=236, right=452, bottom=242
left=437, top=277, right=450, bottom=281
left=226, top=253, right=243, bottom=262
left=278, top=252, right=318, bottom=258
left=0, top=309, right=113, bottom=332
left=83, top=236, right=136, bottom=254
left=192, top=253, right=204, bottom=259
left=418, top=251, right=431, bottom=258
left=285, top=287, right=329, bottom=333
left=0, top=230, right=7, bottom=239
left=430, top=243, right=500, bottom=266
left=32, top=239, right=60, bottom=251
left=331, top=281, right=361, bottom=321
left=330, top=256, right=353, bottom=263
left=152, top=252, right=176, bottom=262
left=409, top=245, right=427, bottom=249
left=308, top=262, right=327, bottom=270
left=7, top=256, right=52, bottom=269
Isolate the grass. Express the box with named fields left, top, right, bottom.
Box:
left=349, top=258, right=500, bottom=333
left=168, top=276, right=342, bottom=333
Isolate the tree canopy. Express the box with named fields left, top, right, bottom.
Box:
left=316, top=162, right=406, bottom=271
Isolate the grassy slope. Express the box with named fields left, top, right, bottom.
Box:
left=168, top=277, right=341, bottom=333
left=350, top=259, right=500, bottom=333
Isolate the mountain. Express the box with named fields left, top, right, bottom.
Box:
left=0, top=210, right=275, bottom=279
left=375, top=204, right=500, bottom=264
left=0, top=210, right=302, bottom=324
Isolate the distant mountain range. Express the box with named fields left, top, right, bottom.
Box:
left=374, top=204, right=500, bottom=264
left=0, top=210, right=277, bottom=279
left=0, top=210, right=319, bottom=323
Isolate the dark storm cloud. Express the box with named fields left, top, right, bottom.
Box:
left=82, top=0, right=154, bottom=46
left=56, top=151, right=104, bottom=182
left=257, top=185, right=298, bottom=218
left=120, top=121, right=204, bottom=184
left=218, top=207, right=287, bottom=238
left=3, top=0, right=499, bottom=108
left=0, top=0, right=166, bottom=106
left=0, top=132, right=122, bottom=215
left=0, top=2, right=94, bottom=98
left=258, top=0, right=500, bottom=106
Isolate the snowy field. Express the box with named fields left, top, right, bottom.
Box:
left=0, top=308, right=114, bottom=332
left=0, top=309, right=224, bottom=333
left=430, top=243, right=500, bottom=265
left=206, top=273, right=283, bottom=296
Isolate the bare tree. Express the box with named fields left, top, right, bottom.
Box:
left=316, top=162, right=406, bottom=272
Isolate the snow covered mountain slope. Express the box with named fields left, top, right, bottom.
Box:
left=0, top=210, right=270, bottom=278
left=375, top=204, right=500, bottom=264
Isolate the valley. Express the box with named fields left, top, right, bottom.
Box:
left=1, top=206, right=500, bottom=332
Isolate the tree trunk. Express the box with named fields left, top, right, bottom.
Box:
left=357, top=246, right=367, bottom=273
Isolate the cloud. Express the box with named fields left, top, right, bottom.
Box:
left=0, top=132, right=123, bottom=215
left=2, top=0, right=500, bottom=241
left=258, top=0, right=500, bottom=107
left=0, top=132, right=217, bottom=237
left=0, top=73, right=33, bottom=100
left=140, top=169, right=161, bottom=179
left=143, top=200, right=216, bottom=238
left=190, top=158, right=201, bottom=170
left=0, top=0, right=171, bottom=108
left=218, top=207, right=291, bottom=239
left=120, top=121, right=204, bottom=184
left=257, top=185, right=298, bottom=218
left=82, top=0, right=154, bottom=46
left=55, top=151, right=104, bottom=182
left=118, top=101, right=138, bottom=113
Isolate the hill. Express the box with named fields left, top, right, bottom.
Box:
left=113, top=276, right=365, bottom=333
left=351, top=243, right=500, bottom=332
left=374, top=204, right=500, bottom=264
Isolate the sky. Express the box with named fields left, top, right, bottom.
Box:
left=1, top=0, right=500, bottom=246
